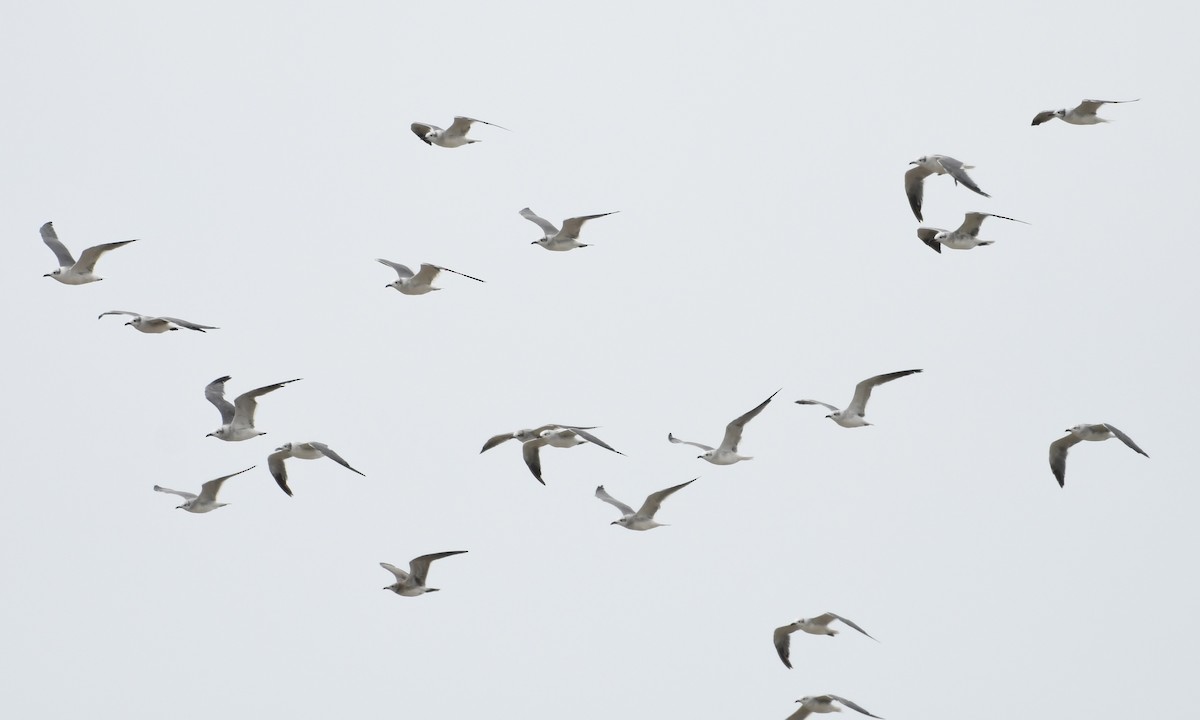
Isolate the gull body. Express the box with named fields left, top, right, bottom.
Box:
left=410, top=116, right=506, bottom=147
left=773, top=613, right=877, bottom=669
left=40, top=221, right=137, bottom=285
left=267, top=441, right=366, bottom=497
left=1049, top=423, right=1149, bottom=487
left=98, top=310, right=217, bottom=333
left=669, top=390, right=779, bottom=465
left=481, top=424, right=622, bottom=484
left=380, top=551, right=468, bottom=596
left=520, top=207, right=618, bottom=251
left=788, top=695, right=883, bottom=720
left=916, top=212, right=1029, bottom=253
left=1032, top=99, right=1138, bottom=126
left=904, top=155, right=990, bottom=222
left=205, top=376, right=301, bottom=441
left=595, top=478, right=696, bottom=531
left=377, top=259, right=484, bottom=295
left=154, top=466, right=254, bottom=513
left=796, top=370, right=921, bottom=428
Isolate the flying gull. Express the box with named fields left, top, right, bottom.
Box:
left=669, top=390, right=779, bottom=465
left=1049, top=423, right=1149, bottom=487
left=904, top=155, right=990, bottom=222
left=98, top=310, right=217, bottom=333
left=796, top=370, right=921, bottom=428
left=40, top=221, right=137, bottom=285
left=380, top=551, right=468, bottom=596
left=410, top=116, right=507, bottom=147
left=267, top=441, right=366, bottom=497
left=153, top=466, right=255, bottom=513
left=482, top=425, right=623, bottom=485
left=773, top=613, right=877, bottom=669
left=916, top=212, right=1029, bottom=253
left=595, top=478, right=696, bottom=531
left=787, top=695, right=883, bottom=720
left=1032, top=99, right=1138, bottom=126
left=205, top=376, right=301, bottom=441
left=377, top=259, right=485, bottom=295
left=520, top=207, right=619, bottom=251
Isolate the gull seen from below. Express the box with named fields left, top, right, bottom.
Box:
left=773, top=613, right=878, bottom=669
left=1049, top=423, right=1149, bottom=487
left=380, top=551, right=468, bottom=596
left=904, top=155, right=990, bottom=222
left=916, top=212, right=1029, bottom=253
left=796, top=370, right=922, bottom=428
left=595, top=478, right=696, bottom=531
left=267, top=442, right=366, bottom=497
left=377, top=259, right=485, bottom=295
left=787, top=695, right=884, bottom=720
left=153, top=466, right=255, bottom=513
left=668, top=390, right=779, bottom=465
left=520, top=207, right=619, bottom=251
left=481, top=425, right=623, bottom=485
left=410, top=116, right=507, bottom=147
left=39, top=221, right=137, bottom=285
left=98, top=311, right=218, bottom=333
left=205, top=376, right=301, bottom=441
left=1031, top=99, right=1139, bottom=126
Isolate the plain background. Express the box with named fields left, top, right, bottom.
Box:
left=2, top=2, right=1195, bottom=718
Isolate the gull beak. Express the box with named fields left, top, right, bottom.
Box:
left=610, top=521, right=619, bottom=525
left=908, top=160, right=919, bottom=165
left=530, top=240, right=538, bottom=244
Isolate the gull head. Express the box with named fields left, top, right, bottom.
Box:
left=43, top=269, right=59, bottom=278
left=909, top=156, right=927, bottom=165
left=206, top=428, right=226, bottom=439
left=1054, top=109, right=1067, bottom=119
left=933, top=231, right=950, bottom=242
left=275, top=442, right=294, bottom=453
left=611, top=518, right=628, bottom=527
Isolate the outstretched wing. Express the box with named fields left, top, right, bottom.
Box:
left=160, top=316, right=218, bottom=332
left=594, top=485, right=635, bottom=516
left=408, top=550, right=467, bottom=585
left=719, top=390, right=779, bottom=452
left=519, top=207, right=559, bottom=237
left=915, top=227, right=943, bottom=253
left=795, top=399, right=840, bottom=413
left=1078, top=99, right=1136, bottom=114
left=637, top=478, right=696, bottom=518
left=821, top=612, right=877, bottom=641
left=480, top=432, right=517, bottom=453
left=232, top=378, right=301, bottom=429
left=154, top=485, right=197, bottom=501
left=1101, top=424, right=1149, bottom=457
left=521, top=437, right=550, bottom=484
left=410, top=122, right=438, bottom=144
left=267, top=450, right=293, bottom=496
left=377, top=258, right=414, bottom=280
left=204, top=376, right=236, bottom=425
left=934, top=156, right=989, bottom=198
left=380, top=562, right=409, bottom=582
left=569, top=428, right=623, bottom=455
left=773, top=623, right=798, bottom=668
left=40, top=222, right=77, bottom=266
left=436, top=265, right=486, bottom=283
left=667, top=433, right=713, bottom=452
left=904, top=165, right=934, bottom=221
left=98, top=310, right=141, bottom=321
left=311, top=442, right=366, bottom=476
left=846, top=370, right=921, bottom=417
left=75, top=240, right=137, bottom=273
left=410, top=264, right=442, bottom=288
left=560, top=212, right=618, bottom=240
left=449, top=116, right=507, bottom=135
left=827, top=695, right=883, bottom=719
left=1049, top=433, right=1083, bottom=487
left=1030, top=110, right=1058, bottom=126
left=958, top=212, right=1028, bottom=237
left=197, top=466, right=255, bottom=503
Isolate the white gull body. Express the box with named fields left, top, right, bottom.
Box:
left=519, top=207, right=618, bottom=251
left=668, top=390, right=779, bottom=465
left=40, top=221, right=137, bottom=285
left=410, top=116, right=506, bottom=147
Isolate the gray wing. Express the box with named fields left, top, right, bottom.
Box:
left=40, top=222, right=76, bottom=266
left=154, top=485, right=197, bottom=501
left=1078, top=99, right=1137, bottom=114
left=521, top=437, right=550, bottom=485
left=667, top=433, right=713, bottom=452
left=232, top=378, right=301, bottom=429
left=569, top=428, right=624, bottom=455
left=377, top=258, right=414, bottom=280
left=958, top=212, right=1028, bottom=236
left=846, top=370, right=922, bottom=417
left=98, top=310, right=141, bottom=320
left=197, top=466, right=255, bottom=503
left=519, top=208, right=560, bottom=236
left=1100, top=424, right=1149, bottom=458
left=1031, top=110, right=1058, bottom=126
left=560, top=212, right=618, bottom=240
left=719, top=390, right=780, bottom=452
left=450, top=115, right=507, bottom=134
left=637, top=478, right=696, bottom=518
left=934, top=156, right=990, bottom=198
left=915, top=227, right=943, bottom=253
left=411, top=122, right=438, bottom=144
left=311, top=442, right=366, bottom=476
left=594, top=485, right=636, bottom=516
left=773, top=624, right=798, bottom=669
left=204, top=376, right=236, bottom=425
left=786, top=706, right=813, bottom=720
left=435, top=265, right=486, bottom=283
left=904, top=165, right=934, bottom=221
left=480, top=432, right=517, bottom=453
left=267, top=450, right=293, bottom=496
left=827, top=695, right=883, bottom=719
left=159, top=316, right=218, bottom=332
left=408, top=550, right=467, bottom=584
left=823, top=613, right=877, bottom=641
left=75, top=240, right=137, bottom=273
left=410, top=263, right=442, bottom=287
left=380, top=562, right=409, bottom=582
left=795, top=399, right=840, bottom=413
left=1049, top=433, right=1083, bottom=488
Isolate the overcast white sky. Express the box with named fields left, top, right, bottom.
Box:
left=3, top=2, right=1197, bottom=718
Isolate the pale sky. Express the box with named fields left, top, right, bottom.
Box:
left=3, top=2, right=1197, bottom=718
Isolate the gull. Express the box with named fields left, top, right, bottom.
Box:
left=595, top=478, right=696, bottom=531
left=904, top=155, right=990, bottom=222
left=787, top=695, right=883, bottom=720
left=796, top=370, right=922, bottom=428
left=520, top=207, right=619, bottom=251
left=380, top=551, right=468, bottom=596
left=1049, top=423, right=1149, bottom=487
left=267, top=441, right=366, bottom=497
left=205, top=375, right=301, bottom=441
left=97, top=310, right=218, bottom=333
left=668, top=390, right=779, bottom=465
left=1032, top=99, right=1139, bottom=126
left=916, top=212, right=1029, bottom=253
left=773, top=613, right=878, bottom=669
left=153, top=466, right=254, bottom=513
left=40, top=221, right=137, bottom=285
left=377, top=259, right=485, bottom=295
left=410, top=116, right=507, bottom=147
left=481, top=425, right=623, bottom=485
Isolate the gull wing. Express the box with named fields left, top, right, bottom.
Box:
left=786, top=705, right=813, bottom=720
left=408, top=550, right=467, bottom=585
left=267, top=450, right=293, bottom=496
left=718, top=390, right=779, bottom=452
left=915, top=227, right=943, bottom=253
left=821, top=612, right=877, bottom=641
left=521, top=436, right=551, bottom=484
left=1030, top=110, right=1058, bottom=126
left=410, top=263, right=443, bottom=288
left=934, top=156, right=989, bottom=198
left=75, top=240, right=137, bottom=273
left=435, top=265, right=486, bottom=283
left=594, top=485, right=636, bottom=516
left=826, top=695, right=883, bottom=719
left=569, top=428, right=623, bottom=455
left=560, top=211, right=618, bottom=240
left=667, top=433, right=713, bottom=452
left=519, top=208, right=560, bottom=237
left=159, top=316, right=218, bottom=332
left=197, top=466, right=255, bottom=503
left=846, top=370, right=921, bottom=417
left=380, top=562, right=409, bottom=582
left=1100, top=424, right=1149, bottom=457
left=773, top=623, right=798, bottom=668
left=958, top=212, right=1028, bottom=237
left=1078, top=98, right=1138, bottom=114
left=410, top=122, right=438, bottom=144
left=231, top=378, right=301, bottom=430
left=795, top=399, right=840, bottom=413
left=154, top=485, right=197, bottom=501
left=636, top=478, right=696, bottom=519
left=377, top=258, right=414, bottom=280
left=204, top=376, right=236, bottom=425
left=40, top=222, right=76, bottom=266
left=310, top=442, right=366, bottom=476
left=449, top=116, right=507, bottom=135
left=904, top=165, right=934, bottom=221
left=480, top=432, right=517, bottom=453
left=98, top=310, right=141, bottom=320
left=1049, top=433, right=1084, bottom=487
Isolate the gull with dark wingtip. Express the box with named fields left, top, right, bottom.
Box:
left=481, top=424, right=623, bottom=485
left=796, top=370, right=921, bottom=428
left=787, top=695, right=883, bottom=720
left=380, top=551, right=468, bottom=596
left=904, top=155, right=990, bottom=222
left=267, top=442, right=366, bottom=497
left=377, top=259, right=485, bottom=295
left=669, top=390, right=779, bottom=465
left=39, top=221, right=137, bottom=285
left=410, top=116, right=507, bottom=147
left=204, top=376, right=301, bottom=441
left=98, top=311, right=217, bottom=333
left=595, top=478, right=696, bottom=531
left=520, top=207, right=619, bottom=251
left=773, top=613, right=877, bottom=669
left=916, top=212, right=1029, bottom=253
left=154, top=467, right=255, bottom=513
left=1049, top=423, right=1149, bottom=487
left=1032, top=99, right=1138, bottom=126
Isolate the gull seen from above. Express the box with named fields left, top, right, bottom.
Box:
left=520, top=207, right=619, bottom=251
left=787, top=695, right=884, bottom=720
left=796, top=370, right=922, bottom=428
left=98, top=310, right=218, bottom=333
left=380, top=551, right=468, bottom=597
left=267, top=442, right=366, bottom=497
left=410, top=116, right=507, bottom=147
left=205, top=376, right=301, bottom=441
left=916, top=212, right=1029, bottom=253
left=669, top=390, right=780, bottom=465
left=595, top=478, right=696, bottom=531
left=773, top=613, right=878, bottom=669
left=377, top=259, right=485, bottom=295
left=153, top=466, right=255, bottom=514
left=481, top=425, right=623, bottom=485
left=1049, top=423, right=1149, bottom=487
left=904, top=155, right=990, bottom=222
left=1031, top=98, right=1139, bottom=126
left=39, top=221, right=137, bottom=285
